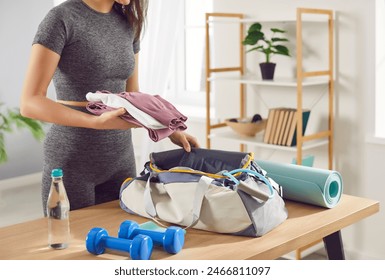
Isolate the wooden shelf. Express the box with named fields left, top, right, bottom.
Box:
left=207, top=18, right=297, bottom=24
left=207, top=15, right=333, bottom=24
left=209, top=129, right=328, bottom=151
left=207, top=75, right=330, bottom=87
left=205, top=8, right=334, bottom=169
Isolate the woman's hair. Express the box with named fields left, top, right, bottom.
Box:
left=114, top=0, right=148, bottom=42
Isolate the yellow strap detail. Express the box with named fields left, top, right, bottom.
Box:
left=149, top=152, right=254, bottom=178
left=122, top=177, right=133, bottom=185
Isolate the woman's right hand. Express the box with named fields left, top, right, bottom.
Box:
left=92, top=108, right=139, bottom=130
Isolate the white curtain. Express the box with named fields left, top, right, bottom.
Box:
left=375, top=0, right=385, bottom=137
left=53, top=0, right=65, bottom=6
left=137, top=0, right=184, bottom=168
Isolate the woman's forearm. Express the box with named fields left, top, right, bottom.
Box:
left=20, top=94, right=98, bottom=128
left=20, top=94, right=138, bottom=130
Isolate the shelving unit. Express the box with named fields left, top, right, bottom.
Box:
left=205, top=8, right=334, bottom=169
left=205, top=8, right=335, bottom=260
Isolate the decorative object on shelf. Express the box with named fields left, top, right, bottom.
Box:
left=225, top=114, right=267, bottom=137
left=242, top=22, right=290, bottom=80
left=263, top=107, right=310, bottom=146
left=0, top=103, right=45, bottom=163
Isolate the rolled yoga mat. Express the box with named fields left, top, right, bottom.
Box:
left=256, top=160, right=343, bottom=208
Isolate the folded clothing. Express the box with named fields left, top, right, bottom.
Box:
left=86, top=91, right=166, bottom=129
left=86, top=91, right=188, bottom=142
left=119, top=91, right=187, bottom=130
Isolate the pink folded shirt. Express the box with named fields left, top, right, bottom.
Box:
left=119, top=91, right=187, bottom=130
left=86, top=91, right=188, bottom=142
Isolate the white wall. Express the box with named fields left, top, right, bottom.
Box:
left=0, top=0, right=54, bottom=180
left=211, top=0, right=384, bottom=259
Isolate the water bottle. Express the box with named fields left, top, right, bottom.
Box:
left=47, top=168, right=70, bottom=249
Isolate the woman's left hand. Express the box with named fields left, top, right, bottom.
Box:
left=169, top=131, right=200, bottom=152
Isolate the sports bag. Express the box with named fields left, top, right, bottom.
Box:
left=119, top=148, right=288, bottom=237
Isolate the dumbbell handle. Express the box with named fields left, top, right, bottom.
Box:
left=102, top=235, right=133, bottom=253
left=130, top=229, right=165, bottom=244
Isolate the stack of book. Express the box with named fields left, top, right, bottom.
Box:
left=263, top=107, right=311, bottom=146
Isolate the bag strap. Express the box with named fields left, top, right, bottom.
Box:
left=143, top=174, right=213, bottom=229
left=148, top=152, right=254, bottom=179
left=223, top=168, right=275, bottom=201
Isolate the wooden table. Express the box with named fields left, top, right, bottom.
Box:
left=0, top=194, right=379, bottom=260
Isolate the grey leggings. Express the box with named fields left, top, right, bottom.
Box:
left=42, top=123, right=137, bottom=212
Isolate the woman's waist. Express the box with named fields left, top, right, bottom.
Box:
left=47, top=123, right=133, bottom=142
left=57, top=100, right=88, bottom=107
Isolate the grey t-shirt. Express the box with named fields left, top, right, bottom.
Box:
left=33, top=0, right=140, bottom=102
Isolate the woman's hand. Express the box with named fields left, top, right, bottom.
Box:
left=92, top=108, right=139, bottom=130
left=168, top=131, right=200, bottom=152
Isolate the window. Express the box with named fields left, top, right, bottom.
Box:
left=53, top=0, right=65, bottom=6
left=376, top=0, right=385, bottom=138
left=165, top=0, right=213, bottom=107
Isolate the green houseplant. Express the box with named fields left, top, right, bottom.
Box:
left=0, top=103, right=45, bottom=163
left=242, top=22, right=291, bottom=80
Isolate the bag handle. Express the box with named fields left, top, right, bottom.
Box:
left=223, top=168, right=275, bottom=201
left=148, top=152, right=254, bottom=179
left=143, top=174, right=213, bottom=229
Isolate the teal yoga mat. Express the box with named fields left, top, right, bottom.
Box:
left=256, top=160, right=343, bottom=208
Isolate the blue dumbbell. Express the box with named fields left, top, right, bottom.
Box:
left=118, top=220, right=185, bottom=254
left=86, top=227, right=153, bottom=260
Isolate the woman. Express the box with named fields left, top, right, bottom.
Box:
left=20, top=0, right=199, bottom=211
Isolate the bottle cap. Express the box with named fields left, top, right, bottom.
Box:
left=51, top=168, right=63, bottom=177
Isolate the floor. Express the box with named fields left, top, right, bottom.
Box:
left=0, top=181, right=327, bottom=260
left=279, top=247, right=327, bottom=260
left=301, top=248, right=327, bottom=260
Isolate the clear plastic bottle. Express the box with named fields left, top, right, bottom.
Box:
left=47, top=168, right=70, bottom=249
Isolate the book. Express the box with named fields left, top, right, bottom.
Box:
left=268, top=107, right=284, bottom=144
left=280, top=109, right=295, bottom=145
left=277, top=109, right=290, bottom=145
left=285, top=109, right=311, bottom=146
left=273, top=109, right=286, bottom=145
left=263, top=108, right=276, bottom=143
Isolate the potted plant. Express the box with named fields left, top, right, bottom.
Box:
left=0, top=103, right=45, bottom=163
left=242, top=22, right=290, bottom=80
